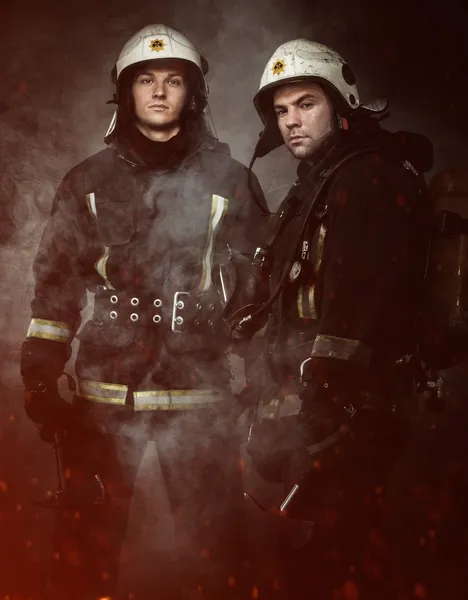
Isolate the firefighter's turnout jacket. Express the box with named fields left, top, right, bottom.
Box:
left=264, top=122, right=434, bottom=397
left=22, top=128, right=264, bottom=412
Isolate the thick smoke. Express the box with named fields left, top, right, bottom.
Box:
left=0, top=0, right=467, bottom=597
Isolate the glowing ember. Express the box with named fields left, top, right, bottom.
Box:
left=414, top=583, right=427, bottom=599
left=342, top=579, right=359, bottom=600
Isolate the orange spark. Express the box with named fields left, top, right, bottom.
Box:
left=414, top=583, right=427, bottom=599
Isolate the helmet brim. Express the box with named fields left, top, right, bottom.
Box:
left=254, top=75, right=359, bottom=124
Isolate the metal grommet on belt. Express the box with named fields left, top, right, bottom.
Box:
left=153, top=298, right=162, bottom=308
left=131, top=297, right=139, bottom=306
left=110, top=310, right=118, bottom=319
left=130, top=313, right=139, bottom=322
left=110, top=295, right=118, bottom=304
left=153, top=314, right=162, bottom=324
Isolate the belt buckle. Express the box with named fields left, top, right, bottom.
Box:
left=171, top=291, right=191, bottom=332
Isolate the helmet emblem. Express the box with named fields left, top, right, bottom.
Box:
left=272, top=59, right=286, bottom=76
left=149, top=39, right=166, bottom=52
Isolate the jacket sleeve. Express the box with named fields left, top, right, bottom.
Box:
left=224, top=167, right=269, bottom=256
left=21, top=175, right=88, bottom=384
left=310, top=156, right=431, bottom=382
left=214, top=167, right=271, bottom=353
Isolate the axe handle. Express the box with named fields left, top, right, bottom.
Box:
left=280, top=483, right=300, bottom=511
left=53, top=432, right=66, bottom=493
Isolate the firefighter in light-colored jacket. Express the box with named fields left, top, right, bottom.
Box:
left=21, top=24, right=266, bottom=600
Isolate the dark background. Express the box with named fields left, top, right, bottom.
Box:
left=0, top=0, right=467, bottom=597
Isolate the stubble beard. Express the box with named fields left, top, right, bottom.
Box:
left=288, top=130, right=334, bottom=160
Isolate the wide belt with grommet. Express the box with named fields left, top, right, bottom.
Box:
left=171, top=291, right=224, bottom=334
left=93, top=288, right=165, bottom=328
left=92, top=287, right=224, bottom=334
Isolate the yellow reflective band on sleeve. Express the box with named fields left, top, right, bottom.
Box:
left=296, top=223, right=326, bottom=320
left=311, top=334, right=372, bottom=369
left=26, top=318, right=73, bottom=343
left=76, top=380, right=222, bottom=410
left=198, top=194, right=229, bottom=293
left=77, top=379, right=128, bottom=405
left=94, top=245, right=115, bottom=290
left=315, top=223, right=327, bottom=271
left=133, top=389, right=222, bottom=411
left=297, top=285, right=317, bottom=319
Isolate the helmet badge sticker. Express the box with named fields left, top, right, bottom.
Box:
left=149, top=39, right=166, bottom=52
left=272, top=59, right=286, bottom=76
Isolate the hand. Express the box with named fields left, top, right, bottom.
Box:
left=24, top=382, right=73, bottom=441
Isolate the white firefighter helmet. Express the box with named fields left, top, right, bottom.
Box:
left=254, top=39, right=361, bottom=124
left=105, top=24, right=210, bottom=142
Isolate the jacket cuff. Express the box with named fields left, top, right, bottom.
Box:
left=311, top=334, right=372, bottom=369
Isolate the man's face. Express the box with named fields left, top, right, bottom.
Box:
left=131, top=61, right=189, bottom=141
left=273, top=82, right=336, bottom=159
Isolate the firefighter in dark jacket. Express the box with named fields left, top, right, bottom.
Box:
left=242, top=40, right=434, bottom=599
left=20, top=24, right=266, bottom=600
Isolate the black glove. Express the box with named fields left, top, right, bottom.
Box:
left=299, top=382, right=355, bottom=443
left=246, top=416, right=309, bottom=483
left=299, top=355, right=365, bottom=438
left=21, top=338, right=74, bottom=440
left=24, top=381, right=73, bottom=442
left=212, top=254, right=270, bottom=344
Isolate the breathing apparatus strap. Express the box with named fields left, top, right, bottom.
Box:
left=238, top=145, right=393, bottom=334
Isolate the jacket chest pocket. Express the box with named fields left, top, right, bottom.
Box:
left=86, top=192, right=135, bottom=246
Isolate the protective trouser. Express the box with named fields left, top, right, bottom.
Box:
left=46, top=404, right=250, bottom=600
